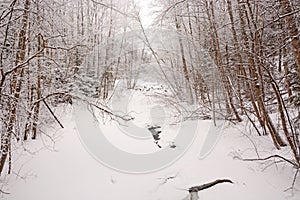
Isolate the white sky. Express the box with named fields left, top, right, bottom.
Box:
left=134, top=0, right=159, bottom=27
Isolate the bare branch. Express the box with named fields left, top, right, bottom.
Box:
left=0, top=189, right=10, bottom=195
left=188, top=179, right=233, bottom=193
left=90, top=0, right=129, bottom=17
left=70, top=95, right=134, bottom=122
left=236, top=154, right=299, bottom=168
left=45, top=44, right=89, bottom=51
left=161, top=0, right=187, bottom=20
left=42, top=99, right=64, bottom=129
left=274, top=9, right=300, bottom=23
left=4, top=35, right=45, bottom=76
left=157, top=173, right=179, bottom=185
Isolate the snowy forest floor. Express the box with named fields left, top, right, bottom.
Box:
left=1, top=81, right=300, bottom=200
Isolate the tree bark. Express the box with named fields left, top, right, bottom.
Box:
left=0, top=0, right=31, bottom=175
left=279, top=0, right=300, bottom=78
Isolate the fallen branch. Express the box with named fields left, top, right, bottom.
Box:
left=236, top=154, right=299, bottom=168
left=188, top=179, right=233, bottom=193
left=43, top=99, right=64, bottom=129
left=33, top=92, right=70, bottom=105
left=34, top=92, right=133, bottom=122
left=72, top=96, right=134, bottom=122
left=0, top=189, right=10, bottom=195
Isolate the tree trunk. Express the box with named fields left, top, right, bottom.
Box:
left=237, top=0, right=286, bottom=146
left=279, top=0, right=300, bottom=78
left=0, top=0, right=31, bottom=175
left=175, top=14, right=194, bottom=103
left=206, top=0, right=242, bottom=121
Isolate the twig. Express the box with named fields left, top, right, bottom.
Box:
left=289, top=168, right=300, bottom=190
left=73, top=96, right=134, bottom=122
left=262, top=160, right=285, bottom=172
left=4, top=34, right=45, bottom=76
left=91, top=0, right=129, bottom=17
left=161, top=0, right=187, bottom=20
left=0, top=189, right=10, bottom=195
left=237, top=154, right=299, bottom=168
left=158, top=173, right=179, bottom=185
left=45, top=44, right=89, bottom=51
left=42, top=99, right=64, bottom=129
left=284, top=169, right=300, bottom=193
left=273, top=9, right=300, bottom=23
left=230, top=125, right=261, bottom=158
left=32, top=92, right=70, bottom=105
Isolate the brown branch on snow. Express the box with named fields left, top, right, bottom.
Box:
left=188, top=179, right=233, bottom=193
left=0, top=189, right=10, bottom=195
left=42, top=99, right=64, bottom=129
left=32, top=92, right=70, bottom=129
left=179, top=179, right=233, bottom=200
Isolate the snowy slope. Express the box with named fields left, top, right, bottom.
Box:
left=1, top=83, right=299, bottom=200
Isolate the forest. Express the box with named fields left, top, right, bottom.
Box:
left=0, top=0, right=300, bottom=199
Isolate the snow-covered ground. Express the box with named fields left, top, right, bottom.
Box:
left=1, top=82, right=299, bottom=200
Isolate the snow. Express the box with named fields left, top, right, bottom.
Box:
left=1, top=82, right=300, bottom=200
